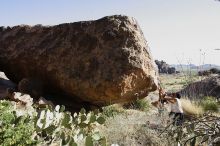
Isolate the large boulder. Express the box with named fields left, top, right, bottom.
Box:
left=180, top=75, right=220, bottom=99
left=0, top=15, right=158, bottom=106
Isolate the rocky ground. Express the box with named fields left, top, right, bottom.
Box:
left=1, top=71, right=220, bottom=145
left=96, top=73, right=220, bottom=145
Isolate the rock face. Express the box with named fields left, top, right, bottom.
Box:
left=0, top=15, right=158, bottom=106
left=180, top=75, right=220, bottom=99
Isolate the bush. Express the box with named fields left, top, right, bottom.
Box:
left=163, top=113, right=220, bottom=146
left=129, top=98, right=151, bottom=111
left=101, top=104, right=124, bottom=118
left=0, top=100, right=37, bottom=146
left=201, top=96, right=219, bottom=112
left=0, top=100, right=106, bottom=146
left=210, top=68, right=220, bottom=74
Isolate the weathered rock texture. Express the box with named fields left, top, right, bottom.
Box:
left=0, top=15, right=158, bottom=105
left=180, top=75, right=220, bottom=99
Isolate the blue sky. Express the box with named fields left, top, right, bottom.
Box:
left=1, top=0, right=220, bottom=65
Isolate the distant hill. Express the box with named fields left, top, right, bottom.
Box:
left=170, top=64, right=220, bottom=71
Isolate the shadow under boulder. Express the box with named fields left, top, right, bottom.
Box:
left=0, top=72, right=17, bottom=98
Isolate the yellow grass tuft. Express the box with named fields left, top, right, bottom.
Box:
left=181, top=98, right=204, bottom=116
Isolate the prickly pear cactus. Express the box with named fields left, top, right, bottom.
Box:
left=35, top=105, right=106, bottom=145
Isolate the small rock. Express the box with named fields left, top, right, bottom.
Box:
left=13, top=92, right=33, bottom=106
left=38, top=97, right=54, bottom=107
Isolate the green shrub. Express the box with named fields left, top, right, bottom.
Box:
left=0, top=100, right=37, bottom=146
left=0, top=100, right=106, bottom=146
left=201, top=96, right=219, bottom=112
left=101, top=105, right=124, bottom=118
left=130, top=98, right=151, bottom=111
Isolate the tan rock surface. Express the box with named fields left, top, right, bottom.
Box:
left=0, top=15, right=158, bottom=105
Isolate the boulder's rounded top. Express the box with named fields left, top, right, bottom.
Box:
left=1, top=15, right=136, bottom=29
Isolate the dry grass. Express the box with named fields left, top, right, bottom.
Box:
left=101, top=96, right=219, bottom=145
left=160, top=74, right=206, bottom=116
left=160, top=74, right=202, bottom=92
left=98, top=108, right=170, bottom=146
left=181, top=97, right=220, bottom=116
left=180, top=98, right=204, bottom=116
left=98, top=74, right=218, bottom=145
